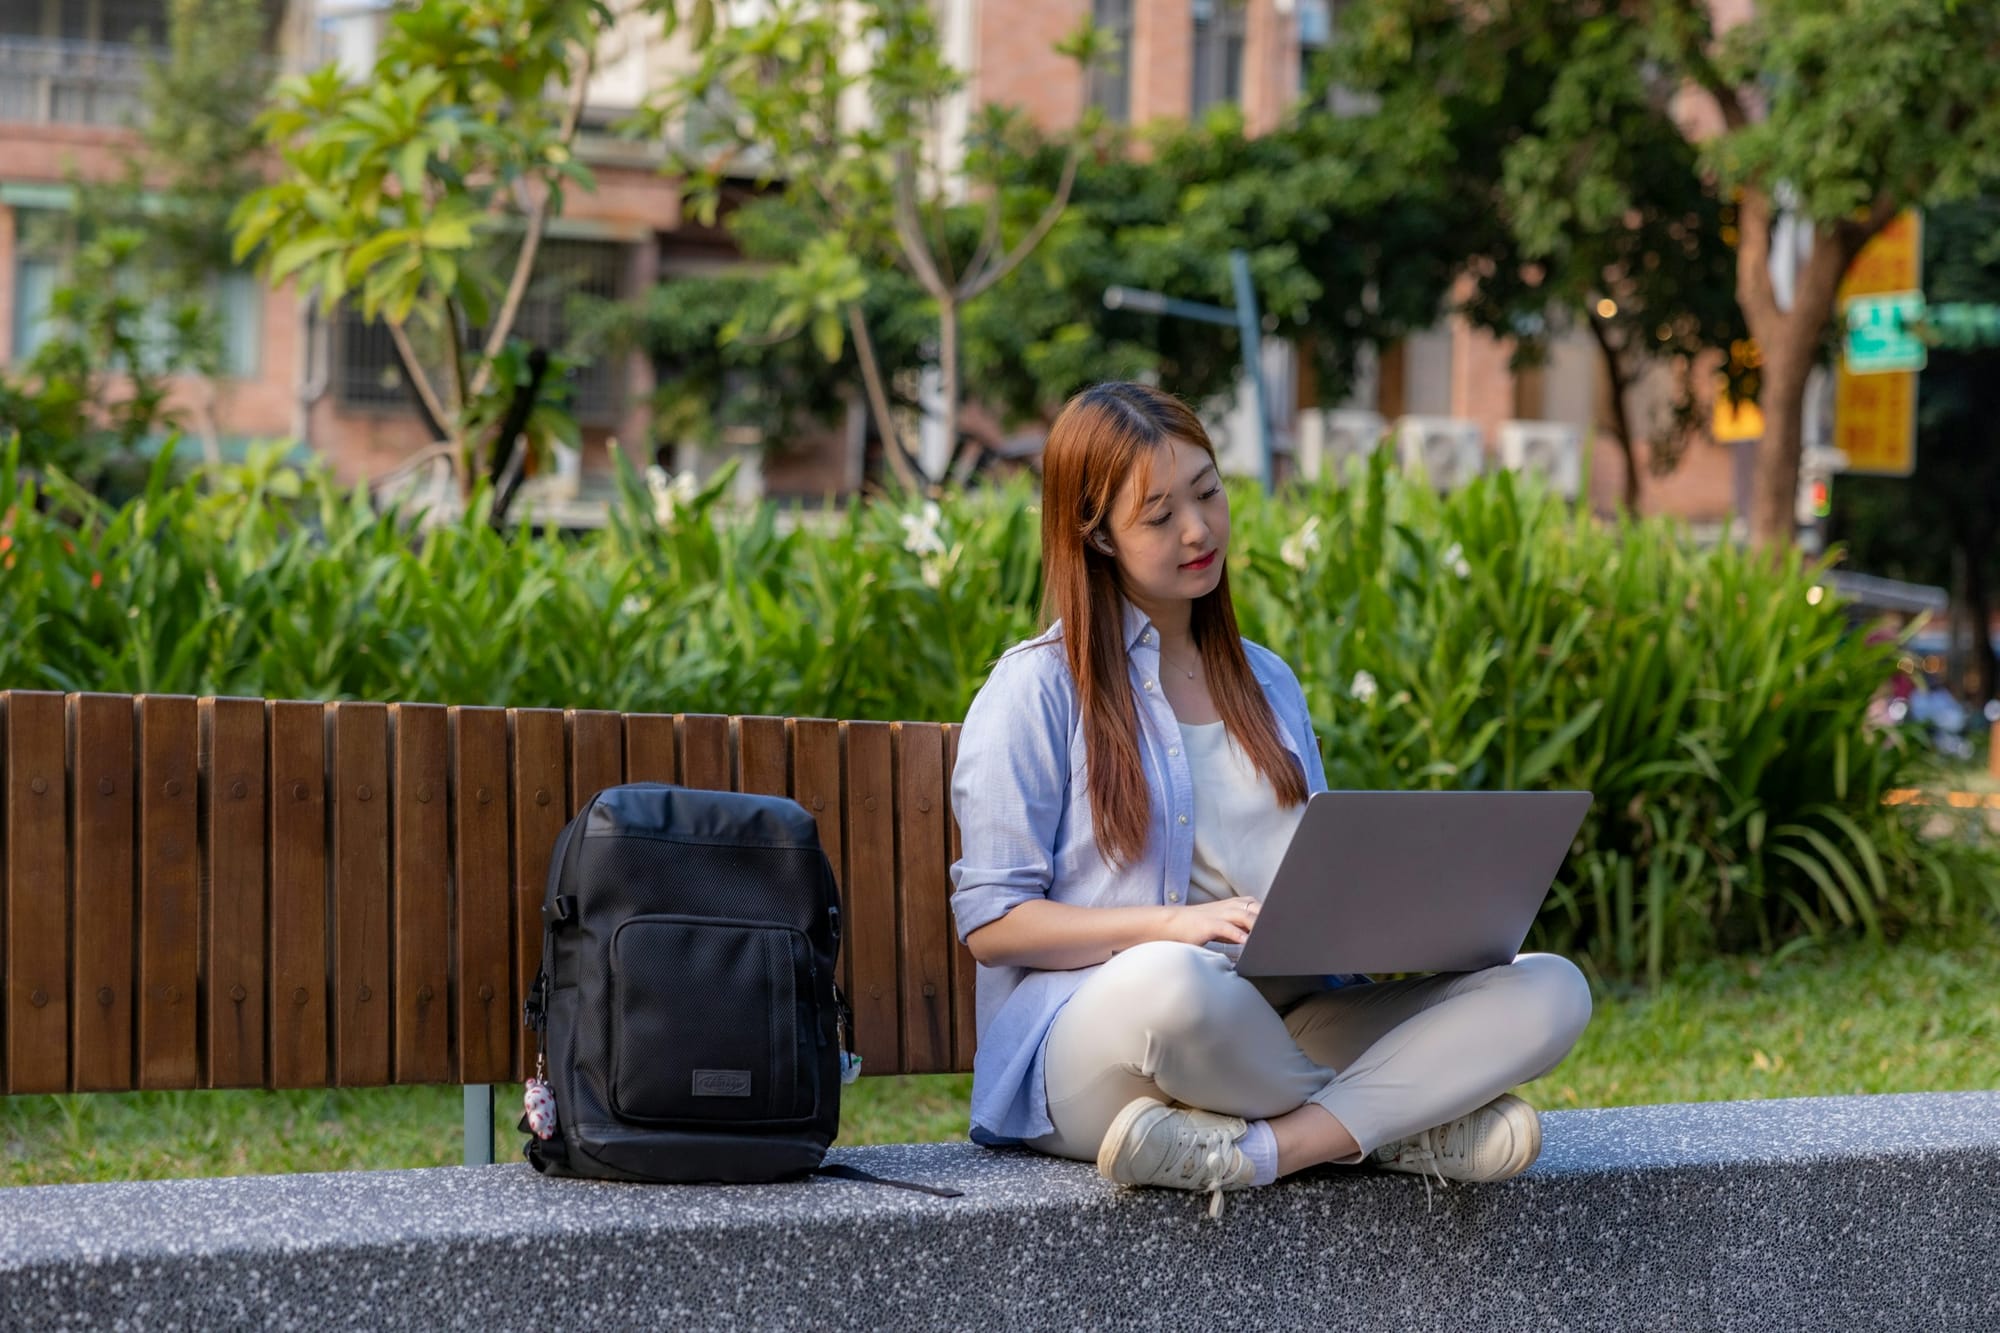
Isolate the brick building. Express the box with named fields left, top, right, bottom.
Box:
left=0, top=0, right=851, bottom=508
left=0, top=0, right=1739, bottom=521
left=948, top=0, right=1738, bottom=522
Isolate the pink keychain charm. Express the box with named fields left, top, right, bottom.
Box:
left=524, top=1055, right=558, bottom=1140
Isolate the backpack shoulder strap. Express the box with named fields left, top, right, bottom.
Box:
left=811, top=1162, right=963, bottom=1198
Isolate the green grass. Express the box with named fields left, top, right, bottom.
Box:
left=1520, top=923, right=1999, bottom=1108
left=6, top=922, right=1996, bottom=1187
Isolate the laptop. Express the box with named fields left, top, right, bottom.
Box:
left=1226, top=790, right=1592, bottom=977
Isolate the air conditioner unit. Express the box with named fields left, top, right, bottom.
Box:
left=1394, top=416, right=1485, bottom=492
left=1497, top=420, right=1582, bottom=499
left=1296, top=409, right=1386, bottom=482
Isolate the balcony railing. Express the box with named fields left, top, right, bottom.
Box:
left=0, top=37, right=149, bottom=128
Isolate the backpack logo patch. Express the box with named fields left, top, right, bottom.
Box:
left=692, top=1068, right=753, bottom=1098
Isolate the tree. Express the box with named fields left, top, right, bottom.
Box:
left=1831, top=197, right=2000, bottom=703
left=1338, top=0, right=2000, bottom=545
left=573, top=193, right=934, bottom=462
left=1379, top=11, right=1745, bottom=512
left=231, top=0, right=615, bottom=514
left=0, top=226, right=200, bottom=500
left=641, top=0, right=1102, bottom=492
left=610, top=103, right=1472, bottom=472
left=974, top=106, right=1488, bottom=459
left=1, top=0, right=269, bottom=496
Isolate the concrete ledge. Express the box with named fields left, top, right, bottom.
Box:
left=4, top=1093, right=1998, bottom=1331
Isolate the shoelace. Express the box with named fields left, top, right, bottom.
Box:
left=1166, top=1127, right=1244, bottom=1221
left=1202, top=1147, right=1231, bottom=1221
left=1383, top=1118, right=1468, bottom=1211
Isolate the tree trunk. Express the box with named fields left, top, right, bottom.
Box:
left=1734, top=189, right=1879, bottom=549
left=486, top=345, right=549, bottom=530
left=1748, top=349, right=1807, bottom=549
left=846, top=303, right=922, bottom=494
left=933, top=296, right=960, bottom=497
left=1586, top=315, right=1642, bottom=514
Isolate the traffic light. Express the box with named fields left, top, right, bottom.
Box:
left=1794, top=447, right=1843, bottom=548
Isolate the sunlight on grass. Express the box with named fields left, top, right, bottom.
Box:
left=6, top=922, right=1995, bottom=1187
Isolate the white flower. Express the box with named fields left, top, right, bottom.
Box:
left=1280, top=515, right=1323, bottom=571
left=900, top=500, right=946, bottom=558
left=646, top=465, right=699, bottom=527
left=920, top=539, right=963, bottom=591
left=620, top=594, right=649, bottom=617
left=1442, top=542, right=1471, bottom=579
left=1349, top=670, right=1378, bottom=704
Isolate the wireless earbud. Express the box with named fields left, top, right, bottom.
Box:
left=1092, top=533, right=1114, bottom=556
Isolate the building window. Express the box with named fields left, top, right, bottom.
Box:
left=1191, top=0, right=1246, bottom=117
left=1089, top=0, right=1132, bottom=124
left=333, top=236, right=631, bottom=426
left=0, top=1, right=169, bottom=43
left=8, top=206, right=261, bottom=378
left=12, top=249, right=61, bottom=362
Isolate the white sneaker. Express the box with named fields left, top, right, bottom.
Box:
left=1369, top=1093, right=1542, bottom=1194
left=1096, top=1096, right=1257, bottom=1219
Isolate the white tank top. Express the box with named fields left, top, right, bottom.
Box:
left=1176, top=719, right=1307, bottom=904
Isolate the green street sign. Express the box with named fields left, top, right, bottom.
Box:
left=1927, top=301, right=2000, bottom=349
left=1844, top=291, right=1928, bottom=373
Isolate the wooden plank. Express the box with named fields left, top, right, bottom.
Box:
left=71, top=693, right=135, bottom=1091
left=330, top=702, right=391, bottom=1086
left=945, top=723, right=977, bottom=1073
left=268, top=701, right=328, bottom=1089
left=4, top=692, right=69, bottom=1093
left=511, top=708, right=567, bottom=1079
left=679, top=714, right=731, bottom=791
left=737, top=716, right=790, bottom=798
left=894, top=723, right=952, bottom=1073
left=136, top=695, right=199, bottom=1089
left=203, top=697, right=266, bottom=1089
left=451, top=707, right=513, bottom=1084
left=568, top=709, right=624, bottom=811
left=391, top=704, right=451, bottom=1085
left=793, top=719, right=847, bottom=1000
left=843, top=721, right=899, bottom=1074
left=623, top=713, right=676, bottom=786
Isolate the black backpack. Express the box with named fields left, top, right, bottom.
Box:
left=520, top=782, right=957, bottom=1197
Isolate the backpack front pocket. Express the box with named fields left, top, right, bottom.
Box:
left=607, top=915, right=817, bottom=1125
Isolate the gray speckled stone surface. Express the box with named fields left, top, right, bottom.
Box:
left=4, top=1093, right=1998, bottom=1331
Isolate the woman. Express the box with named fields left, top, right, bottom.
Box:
left=947, top=382, right=1592, bottom=1217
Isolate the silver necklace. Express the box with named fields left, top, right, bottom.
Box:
left=1159, top=648, right=1199, bottom=680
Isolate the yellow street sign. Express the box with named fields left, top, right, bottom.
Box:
left=1833, top=367, right=1917, bottom=476
left=1835, top=209, right=1921, bottom=476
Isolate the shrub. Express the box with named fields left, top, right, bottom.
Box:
left=1, top=439, right=1987, bottom=981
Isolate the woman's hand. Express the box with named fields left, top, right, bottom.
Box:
left=1157, top=896, right=1260, bottom=947
left=965, top=896, right=1261, bottom=971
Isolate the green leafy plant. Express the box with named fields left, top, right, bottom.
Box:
left=231, top=0, right=610, bottom=512
left=1, top=441, right=1987, bottom=980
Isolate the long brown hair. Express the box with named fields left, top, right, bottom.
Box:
left=1038, top=382, right=1307, bottom=869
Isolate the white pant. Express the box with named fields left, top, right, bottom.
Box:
left=1028, top=941, right=1592, bottom=1162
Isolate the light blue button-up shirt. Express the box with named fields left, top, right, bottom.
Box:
left=948, top=597, right=1338, bottom=1145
